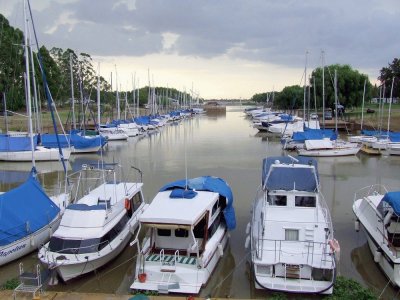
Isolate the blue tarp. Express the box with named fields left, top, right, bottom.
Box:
left=0, top=167, right=60, bottom=246
left=41, top=133, right=106, bottom=149
left=0, top=135, right=38, bottom=152
left=291, top=128, right=337, bottom=142
left=382, top=191, right=400, bottom=215
left=159, top=176, right=236, bottom=230
left=262, top=156, right=319, bottom=192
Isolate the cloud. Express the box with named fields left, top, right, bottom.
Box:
left=2, top=0, right=399, bottom=97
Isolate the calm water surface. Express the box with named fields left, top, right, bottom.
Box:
left=1, top=107, right=400, bottom=299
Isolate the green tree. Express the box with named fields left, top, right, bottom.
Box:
left=310, top=64, right=372, bottom=110
left=274, top=85, right=303, bottom=109
left=378, top=58, right=399, bottom=98
left=0, top=13, right=24, bottom=110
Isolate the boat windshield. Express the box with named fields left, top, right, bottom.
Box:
left=48, top=237, right=101, bottom=254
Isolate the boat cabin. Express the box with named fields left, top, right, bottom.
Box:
left=139, top=189, right=227, bottom=257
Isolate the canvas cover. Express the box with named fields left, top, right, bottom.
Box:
left=159, top=176, right=236, bottom=230
left=262, top=156, right=319, bottom=192
left=382, top=191, right=400, bottom=215
left=0, top=135, right=37, bottom=152
left=0, top=168, right=60, bottom=246
left=41, top=133, right=105, bottom=149
left=304, top=139, right=333, bottom=150
left=292, top=128, right=337, bottom=142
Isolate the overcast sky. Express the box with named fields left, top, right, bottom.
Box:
left=1, top=0, right=399, bottom=99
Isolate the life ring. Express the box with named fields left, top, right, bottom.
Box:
left=124, top=198, right=131, bottom=210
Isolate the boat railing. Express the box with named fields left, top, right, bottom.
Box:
left=256, top=238, right=336, bottom=267
left=353, top=184, right=388, bottom=207
left=318, top=193, right=334, bottom=236
left=41, top=239, right=114, bottom=262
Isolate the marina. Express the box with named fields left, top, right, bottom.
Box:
left=1, top=107, right=400, bottom=299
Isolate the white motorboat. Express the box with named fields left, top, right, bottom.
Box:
left=130, top=176, right=236, bottom=294
left=353, top=185, right=400, bottom=287
left=246, top=156, right=339, bottom=294
left=38, top=163, right=147, bottom=282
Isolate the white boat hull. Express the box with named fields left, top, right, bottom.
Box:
left=0, top=146, right=71, bottom=161
left=72, top=145, right=102, bottom=154
left=297, top=146, right=360, bottom=157
left=0, top=216, right=61, bottom=266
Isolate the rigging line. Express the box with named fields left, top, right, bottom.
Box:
left=378, top=277, right=392, bottom=299
left=68, top=253, right=138, bottom=293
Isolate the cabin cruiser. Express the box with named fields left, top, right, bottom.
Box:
left=38, top=163, right=147, bottom=282
left=353, top=185, right=400, bottom=287
left=130, top=176, right=236, bottom=294
left=246, top=156, right=339, bottom=294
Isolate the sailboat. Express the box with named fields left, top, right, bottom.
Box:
left=297, top=70, right=360, bottom=157
left=0, top=0, right=70, bottom=266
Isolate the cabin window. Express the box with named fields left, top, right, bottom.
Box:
left=98, top=214, right=129, bottom=250
left=212, top=200, right=219, bottom=215
left=157, top=229, right=171, bottom=236
left=270, top=195, right=287, bottom=206
left=295, top=196, right=316, bottom=207
left=285, top=229, right=299, bottom=241
left=48, top=237, right=101, bottom=254
left=194, top=217, right=207, bottom=238
left=132, top=192, right=143, bottom=212
left=175, top=228, right=189, bottom=237
left=208, top=215, right=221, bottom=238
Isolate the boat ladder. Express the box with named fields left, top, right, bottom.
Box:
left=158, top=250, right=180, bottom=293
left=304, top=227, right=315, bottom=265
left=13, top=263, right=42, bottom=300
left=160, top=249, right=179, bottom=272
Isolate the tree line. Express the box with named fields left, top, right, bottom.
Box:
left=0, top=13, right=190, bottom=115
left=251, top=60, right=400, bottom=110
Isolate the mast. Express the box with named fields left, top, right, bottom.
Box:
left=303, top=51, right=308, bottom=128
left=97, top=63, right=101, bottom=129
left=360, top=79, right=366, bottom=131
left=23, top=0, right=35, bottom=167
left=334, top=70, right=338, bottom=134
left=115, top=65, right=120, bottom=120
left=322, top=50, right=326, bottom=128
left=70, top=53, right=76, bottom=130
left=387, top=77, right=395, bottom=135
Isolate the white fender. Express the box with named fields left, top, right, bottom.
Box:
left=354, top=220, right=360, bottom=232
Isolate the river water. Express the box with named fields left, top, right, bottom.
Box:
left=0, top=107, right=399, bottom=299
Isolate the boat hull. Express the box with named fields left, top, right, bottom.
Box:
left=0, top=146, right=71, bottom=161
left=0, top=216, right=61, bottom=266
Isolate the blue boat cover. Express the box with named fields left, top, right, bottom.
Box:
left=170, top=189, right=198, bottom=199
left=0, top=135, right=37, bottom=152
left=291, top=128, right=337, bottom=142
left=382, top=191, right=400, bottom=215
left=0, top=168, right=60, bottom=246
left=160, top=176, right=236, bottom=230
left=41, top=133, right=106, bottom=149
left=262, top=156, right=319, bottom=192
